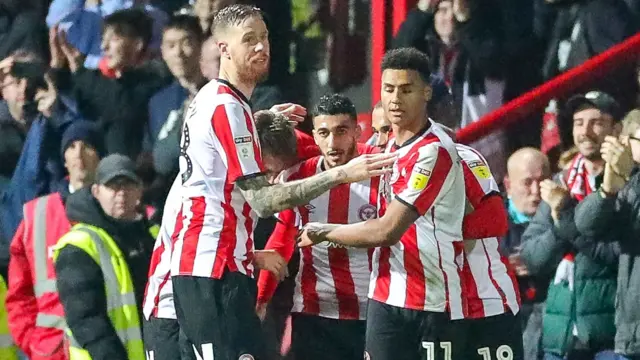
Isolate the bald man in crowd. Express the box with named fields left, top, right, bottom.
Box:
left=502, top=147, right=551, bottom=360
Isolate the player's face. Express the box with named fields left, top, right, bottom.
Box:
left=92, top=177, right=142, bottom=220
left=162, top=28, right=201, bottom=80
left=313, top=114, right=360, bottom=168
left=220, top=16, right=270, bottom=84
left=572, top=108, right=618, bottom=160
left=381, top=69, right=431, bottom=129
left=371, top=106, right=391, bottom=149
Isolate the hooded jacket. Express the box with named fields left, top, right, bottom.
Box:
left=54, top=188, right=153, bottom=360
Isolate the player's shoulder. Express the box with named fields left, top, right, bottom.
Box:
left=195, top=79, right=249, bottom=108
left=455, top=144, right=488, bottom=164
left=279, top=156, right=322, bottom=182
left=357, top=143, right=380, bottom=155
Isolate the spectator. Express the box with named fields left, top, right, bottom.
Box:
left=193, top=0, right=235, bottom=36
left=0, top=275, right=18, bottom=360
left=148, top=15, right=206, bottom=149
left=5, top=121, right=103, bottom=360
left=46, top=0, right=169, bottom=68
left=520, top=91, right=623, bottom=359
left=50, top=9, right=173, bottom=159
left=0, top=51, right=85, bottom=274
left=199, top=36, right=220, bottom=81
left=53, top=154, right=156, bottom=360
left=574, top=118, right=640, bottom=360
left=501, top=147, right=551, bottom=360
left=542, top=0, right=635, bottom=82
left=394, top=0, right=508, bottom=179
left=620, top=109, right=640, bottom=164
left=0, top=0, right=47, bottom=60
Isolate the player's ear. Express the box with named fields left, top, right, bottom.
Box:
left=424, top=85, right=432, bottom=103
left=218, top=41, right=231, bottom=60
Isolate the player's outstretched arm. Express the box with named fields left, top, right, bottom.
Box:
left=236, top=153, right=396, bottom=218
left=298, top=199, right=419, bottom=248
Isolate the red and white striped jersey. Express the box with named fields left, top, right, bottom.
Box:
left=456, top=144, right=521, bottom=319
left=369, top=121, right=467, bottom=319
left=170, top=79, right=264, bottom=279
left=282, top=150, right=378, bottom=320
left=143, top=177, right=182, bottom=320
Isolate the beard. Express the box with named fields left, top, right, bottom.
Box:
left=237, top=59, right=270, bottom=85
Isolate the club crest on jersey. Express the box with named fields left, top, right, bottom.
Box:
left=468, top=160, right=491, bottom=179
left=409, top=166, right=431, bottom=191
left=358, top=204, right=377, bottom=221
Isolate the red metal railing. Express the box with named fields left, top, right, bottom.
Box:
left=457, top=32, right=640, bottom=144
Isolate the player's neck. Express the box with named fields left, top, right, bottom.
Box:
left=392, top=118, right=429, bottom=146
left=218, top=67, right=256, bottom=100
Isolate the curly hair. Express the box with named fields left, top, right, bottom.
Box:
left=381, top=47, right=431, bottom=82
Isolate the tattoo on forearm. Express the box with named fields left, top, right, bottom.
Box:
left=237, top=169, right=348, bottom=217
left=306, top=223, right=340, bottom=243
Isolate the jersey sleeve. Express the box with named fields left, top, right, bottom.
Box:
left=256, top=209, right=299, bottom=304
left=211, top=102, right=264, bottom=182
left=396, top=144, right=454, bottom=216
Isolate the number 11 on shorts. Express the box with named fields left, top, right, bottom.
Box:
left=421, top=341, right=452, bottom=360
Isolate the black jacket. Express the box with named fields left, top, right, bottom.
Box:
left=53, top=60, right=173, bottom=159
left=575, top=174, right=640, bottom=356
left=54, top=188, right=154, bottom=360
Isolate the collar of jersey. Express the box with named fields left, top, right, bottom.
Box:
left=215, top=78, right=252, bottom=106
left=392, top=122, right=432, bottom=150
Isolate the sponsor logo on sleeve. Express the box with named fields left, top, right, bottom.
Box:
left=468, top=160, right=491, bottom=179
left=234, top=135, right=254, bottom=159
left=408, top=167, right=431, bottom=191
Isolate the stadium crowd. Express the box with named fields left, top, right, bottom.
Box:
left=0, top=0, right=638, bottom=360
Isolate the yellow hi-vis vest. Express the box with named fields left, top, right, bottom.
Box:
left=0, top=275, right=18, bottom=360
left=53, top=223, right=158, bottom=360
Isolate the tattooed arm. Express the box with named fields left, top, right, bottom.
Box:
left=236, top=153, right=396, bottom=218
left=236, top=167, right=348, bottom=218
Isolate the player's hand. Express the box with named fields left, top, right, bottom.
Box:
left=269, top=103, right=307, bottom=124
left=337, top=153, right=397, bottom=184
left=540, top=179, right=569, bottom=213
left=601, top=135, right=633, bottom=181
left=297, top=222, right=334, bottom=247
left=253, top=250, right=288, bottom=281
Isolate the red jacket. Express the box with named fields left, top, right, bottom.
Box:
left=6, top=193, right=70, bottom=360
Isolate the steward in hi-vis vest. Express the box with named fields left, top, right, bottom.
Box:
left=53, top=155, right=156, bottom=360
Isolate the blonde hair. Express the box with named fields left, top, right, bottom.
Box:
left=621, top=109, right=640, bottom=137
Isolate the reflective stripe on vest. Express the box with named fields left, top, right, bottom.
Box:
left=68, top=227, right=142, bottom=348
left=0, top=334, right=13, bottom=347
left=31, top=195, right=67, bottom=330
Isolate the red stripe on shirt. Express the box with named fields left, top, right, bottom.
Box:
left=178, top=197, right=206, bottom=274
left=403, top=225, right=426, bottom=308
left=481, top=241, right=509, bottom=313
left=212, top=181, right=238, bottom=277
left=413, top=147, right=453, bottom=215
left=151, top=207, right=184, bottom=316
left=373, top=247, right=392, bottom=302
left=327, top=183, right=359, bottom=319
left=241, top=202, right=255, bottom=278
left=211, top=105, right=244, bottom=182
left=433, top=209, right=452, bottom=313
